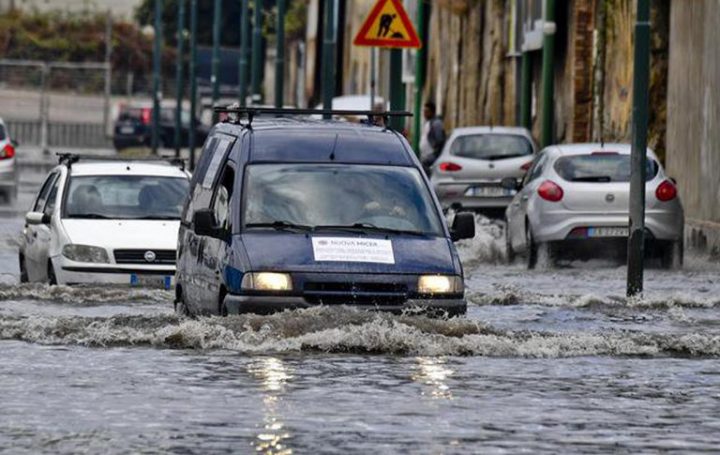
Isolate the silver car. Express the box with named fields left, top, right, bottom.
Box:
left=0, top=118, right=18, bottom=203
left=431, top=126, right=537, bottom=211
left=504, top=143, right=684, bottom=269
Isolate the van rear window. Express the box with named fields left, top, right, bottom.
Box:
left=553, top=154, right=659, bottom=183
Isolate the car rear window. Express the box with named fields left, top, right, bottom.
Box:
left=450, top=134, right=532, bottom=160
left=553, top=154, right=659, bottom=182
left=0, top=124, right=5, bottom=140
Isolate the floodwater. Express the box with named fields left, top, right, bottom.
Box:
left=2, top=181, right=720, bottom=453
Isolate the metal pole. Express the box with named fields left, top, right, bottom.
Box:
left=412, top=0, right=426, bottom=156
left=211, top=0, right=222, bottom=123
left=370, top=48, right=376, bottom=108
left=188, top=0, right=198, bottom=170
left=151, top=0, right=163, bottom=155
left=540, top=0, right=555, bottom=147
left=520, top=51, right=531, bottom=129
left=239, top=0, right=249, bottom=106
left=274, top=0, right=286, bottom=108
left=321, top=0, right=336, bottom=119
left=103, top=11, right=112, bottom=139
left=389, top=49, right=403, bottom=130
left=251, top=1, right=263, bottom=104
left=627, top=0, right=651, bottom=297
left=174, top=0, right=185, bottom=157
left=40, top=62, right=49, bottom=154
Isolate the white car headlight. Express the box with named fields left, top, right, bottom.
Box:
left=62, top=244, right=110, bottom=263
left=418, top=275, right=463, bottom=294
left=241, top=272, right=293, bottom=291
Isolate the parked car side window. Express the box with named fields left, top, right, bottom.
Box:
left=524, top=153, right=548, bottom=185
left=33, top=172, right=59, bottom=212
left=43, top=174, right=63, bottom=216
left=212, top=165, right=235, bottom=233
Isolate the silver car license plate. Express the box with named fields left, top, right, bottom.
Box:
left=130, top=274, right=172, bottom=289
left=587, top=227, right=628, bottom=237
left=465, top=186, right=514, bottom=197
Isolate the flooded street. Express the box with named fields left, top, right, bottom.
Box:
left=2, top=183, right=720, bottom=453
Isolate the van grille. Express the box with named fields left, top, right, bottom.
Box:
left=114, top=249, right=176, bottom=265
left=303, top=282, right=408, bottom=306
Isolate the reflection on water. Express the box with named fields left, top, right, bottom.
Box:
left=412, top=357, right=454, bottom=399
left=248, top=357, right=293, bottom=455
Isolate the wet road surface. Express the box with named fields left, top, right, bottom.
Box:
left=1, top=177, right=720, bottom=453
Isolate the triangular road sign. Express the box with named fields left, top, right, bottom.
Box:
left=353, top=0, right=421, bottom=49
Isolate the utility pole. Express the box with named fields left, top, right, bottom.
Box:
left=389, top=49, right=403, bottom=130
left=174, top=0, right=185, bottom=157
left=274, top=0, right=286, bottom=108
left=251, top=1, right=263, bottom=104
left=321, top=0, right=336, bottom=119
left=188, top=0, right=198, bottom=170
left=411, top=0, right=426, bottom=156
left=239, top=0, right=250, bottom=106
left=151, top=0, right=163, bottom=155
left=627, top=0, right=651, bottom=297
left=211, top=0, right=222, bottom=123
left=103, top=11, right=112, bottom=140
left=540, top=0, right=556, bottom=147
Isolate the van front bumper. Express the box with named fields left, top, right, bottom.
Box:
left=223, top=294, right=467, bottom=317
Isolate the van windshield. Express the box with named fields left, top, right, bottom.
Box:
left=64, top=175, right=189, bottom=220
left=243, top=164, right=444, bottom=236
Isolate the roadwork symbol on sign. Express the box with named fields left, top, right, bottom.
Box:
left=353, top=0, right=421, bottom=49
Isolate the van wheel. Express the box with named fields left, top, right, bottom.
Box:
left=661, top=240, right=683, bottom=269
left=19, top=255, right=28, bottom=283
left=526, top=226, right=537, bottom=269
left=47, top=260, right=57, bottom=286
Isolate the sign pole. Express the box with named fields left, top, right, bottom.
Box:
left=239, top=0, right=249, bottom=106
left=627, top=0, right=651, bottom=297
left=210, top=0, right=222, bottom=123
left=151, top=0, right=163, bottom=155
left=322, top=0, right=336, bottom=119
left=174, top=0, right=185, bottom=158
left=389, top=49, right=403, bottom=130
left=188, top=0, right=198, bottom=170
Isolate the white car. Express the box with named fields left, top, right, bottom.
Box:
left=504, top=143, right=684, bottom=269
left=0, top=118, right=18, bottom=203
left=19, top=156, right=191, bottom=287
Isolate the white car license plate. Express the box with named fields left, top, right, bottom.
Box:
left=130, top=274, right=172, bottom=289
left=464, top=186, right=514, bottom=197
left=587, top=227, right=628, bottom=237
left=120, top=126, right=135, bottom=134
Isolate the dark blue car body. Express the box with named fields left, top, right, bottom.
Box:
left=175, top=117, right=472, bottom=317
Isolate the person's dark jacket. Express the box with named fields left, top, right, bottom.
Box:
left=421, top=117, right=446, bottom=168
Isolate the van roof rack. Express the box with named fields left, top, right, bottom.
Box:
left=212, top=106, right=412, bottom=128
left=56, top=153, right=187, bottom=170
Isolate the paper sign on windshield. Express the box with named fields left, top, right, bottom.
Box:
left=312, top=237, right=395, bottom=264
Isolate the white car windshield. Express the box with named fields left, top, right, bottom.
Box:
left=64, top=175, right=189, bottom=220
left=243, top=164, right=444, bottom=236
left=451, top=134, right=533, bottom=160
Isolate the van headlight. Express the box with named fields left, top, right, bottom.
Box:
left=62, top=244, right=110, bottom=263
left=418, top=275, right=463, bottom=294
left=241, top=272, right=293, bottom=291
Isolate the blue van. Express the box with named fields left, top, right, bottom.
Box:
left=175, top=108, right=475, bottom=317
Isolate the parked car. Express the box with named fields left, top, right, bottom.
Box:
left=175, top=107, right=475, bottom=317
left=113, top=103, right=209, bottom=150
left=504, top=143, right=684, bottom=269
left=430, top=126, right=537, bottom=213
left=0, top=117, right=19, bottom=203
left=19, top=155, right=191, bottom=286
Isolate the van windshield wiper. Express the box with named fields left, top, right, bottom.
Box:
left=67, top=213, right=112, bottom=219
left=571, top=176, right=613, bottom=182
left=314, top=223, right=428, bottom=237
left=245, top=221, right=313, bottom=232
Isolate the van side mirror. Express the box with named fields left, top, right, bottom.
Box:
left=451, top=212, right=475, bottom=242
left=500, top=177, right=521, bottom=191
left=26, top=212, right=50, bottom=225
left=193, top=209, right=218, bottom=237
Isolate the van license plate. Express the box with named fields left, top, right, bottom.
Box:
left=130, top=274, right=172, bottom=289
left=120, top=126, right=135, bottom=134
left=465, top=186, right=514, bottom=197
left=587, top=227, right=628, bottom=237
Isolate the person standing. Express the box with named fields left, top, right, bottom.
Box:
left=419, top=101, right=446, bottom=173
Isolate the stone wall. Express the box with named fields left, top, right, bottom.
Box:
left=666, top=0, right=720, bottom=256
